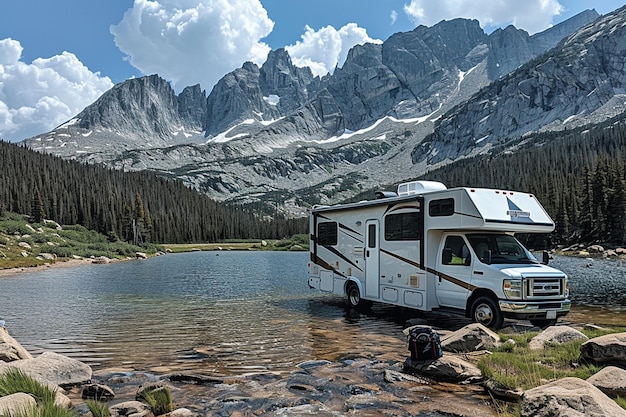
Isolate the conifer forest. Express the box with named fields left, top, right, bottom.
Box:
left=0, top=141, right=306, bottom=243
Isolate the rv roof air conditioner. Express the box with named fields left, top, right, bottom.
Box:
left=397, top=181, right=447, bottom=196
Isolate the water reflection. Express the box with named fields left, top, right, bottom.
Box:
left=0, top=252, right=624, bottom=375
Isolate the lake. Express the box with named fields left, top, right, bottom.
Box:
left=0, top=251, right=625, bottom=375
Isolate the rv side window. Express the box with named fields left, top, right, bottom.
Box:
left=317, top=222, right=338, bottom=246
left=384, top=212, right=420, bottom=241
left=429, top=198, right=454, bottom=217
left=442, top=236, right=470, bottom=266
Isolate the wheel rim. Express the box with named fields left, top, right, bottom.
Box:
left=474, top=303, right=494, bottom=325
left=349, top=288, right=360, bottom=306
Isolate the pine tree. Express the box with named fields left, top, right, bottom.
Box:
left=31, top=189, right=46, bottom=224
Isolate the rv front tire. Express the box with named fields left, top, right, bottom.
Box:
left=470, top=296, right=504, bottom=329
left=347, top=283, right=361, bottom=307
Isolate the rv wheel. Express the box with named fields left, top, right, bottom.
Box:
left=347, top=283, right=362, bottom=307
left=470, top=296, right=504, bottom=330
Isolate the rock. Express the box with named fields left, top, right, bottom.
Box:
left=586, top=366, right=626, bottom=398
left=136, top=381, right=173, bottom=402
left=587, top=245, right=605, bottom=253
left=20, top=251, right=28, bottom=257
left=0, top=392, right=37, bottom=416
left=0, top=327, right=33, bottom=362
left=38, top=253, right=56, bottom=261
left=580, top=332, right=626, bottom=364
left=272, top=403, right=337, bottom=416
left=135, top=252, right=148, bottom=259
left=0, top=351, right=92, bottom=388
left=483, top=378, right=523, bottom=401
left=528, top=325, right=588, bottom=350
left=82, top=383, right=116, bottom=401
left=440, top=323, right=501, bottom=352
left=403, top=355, right=483, bottom=383
left=520, top=377, right=626, bottom=417
left=92, top=256, right=110, bottom=264
left=168, top=408, right=197, bottom=417
left=18, top=241, right=32, bottom=249
left=55, top=391, right=72, bottom=408
left=109, top=400, right=153, bottom=417
left=383, top=369, right=431, bottom=384
left=616, top=247, right=626, bottom=255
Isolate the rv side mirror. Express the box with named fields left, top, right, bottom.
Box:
left=484, top=250, right=492, bottom=265
left=542, top=250, right=550, bottom=265
left=442, top=248, right=452, bottom=265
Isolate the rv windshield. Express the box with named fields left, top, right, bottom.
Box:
left=466, top=234, right=537, bottom=265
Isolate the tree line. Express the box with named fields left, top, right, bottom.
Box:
left=0, top=141, right=306, bottom=243
left=421, top=115, right=626, bottom=246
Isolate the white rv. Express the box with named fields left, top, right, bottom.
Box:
left=307, top=181, right=570, bottom=329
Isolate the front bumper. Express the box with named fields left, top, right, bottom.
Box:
left=499, top=299, right=571, bottom=320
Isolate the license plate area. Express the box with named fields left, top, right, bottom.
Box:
left=546, top=310, right=557, bottom=319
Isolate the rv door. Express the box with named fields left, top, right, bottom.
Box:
left=436, top=235, right=472, bottom=308
left=365, top=220, right=380, bottom=298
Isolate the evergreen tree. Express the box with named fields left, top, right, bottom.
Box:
left=30, top=189, right=46, bottom=223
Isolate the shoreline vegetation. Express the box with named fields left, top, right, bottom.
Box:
left=0, top=212, right=308, bottom=276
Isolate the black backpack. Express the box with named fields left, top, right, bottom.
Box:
left=407, top=327, right=443, bottom=361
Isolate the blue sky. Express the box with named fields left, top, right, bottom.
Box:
left=0, top=0, right=624, bottom=142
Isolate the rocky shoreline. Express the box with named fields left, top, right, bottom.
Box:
left=2, top=321, right=626, bottom=417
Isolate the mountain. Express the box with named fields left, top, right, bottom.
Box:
left=23, top=9, right=611, bottom=216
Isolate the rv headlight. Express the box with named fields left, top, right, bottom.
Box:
left=503, top=279, right=522, bottom=299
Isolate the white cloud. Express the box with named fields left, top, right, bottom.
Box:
left=403, top=0, right=564, bottom=34
left=390, top=10, right=398, bottom=25
left=285, top=23, right=382, bottom=78
left=110, top=0, right=274, bottom=92
left=0, top=38, right=114, bottom=142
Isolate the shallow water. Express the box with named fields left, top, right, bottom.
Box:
left=0, top=252, right=624, bottom=375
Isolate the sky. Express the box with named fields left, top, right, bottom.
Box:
left=0, top=0, right=624, bottom=142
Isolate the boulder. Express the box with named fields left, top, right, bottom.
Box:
left=580, top=332, right=626, bottom=364
left=109, top=401, right=153, bottom=417
left=0, top=327, right=33, bottom=362
left=82, top=383, right=116, bottom=401
left=440, top=323, right=501, bottom=352
left=403, top=355, right=483, bottom=383
left=528, top=325, right=588, bottom=350
left=0, top=392, right=37, bottom=416
left=521, top=377, right=626, bottom=417
left=587, top=245, right=605, bottom=253
left=0, top=351, right=92, bottom=388
left=586, top=366, right=626, bottom=398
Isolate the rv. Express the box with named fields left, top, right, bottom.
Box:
left=307, top=181, right=570, bottom=329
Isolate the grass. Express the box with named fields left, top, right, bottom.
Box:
left=164, top=233, right=309, bottom=253
left=0, top=369, right=77, bottom=417
left=84, top=401, right=110, bottom=417
left=477, top=326, right=626, bottom=416
left=140, top=387, right=174, bottom=416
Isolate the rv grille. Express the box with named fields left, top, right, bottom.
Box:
left=523, top=276, right=565, bottom=299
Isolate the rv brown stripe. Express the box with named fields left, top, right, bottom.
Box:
left=425, top=267, right=478, bottom=291
left=379, top=248, right=477, bottom=291
left=380, top=248, right=421, bottom=269
left=317, top=245, right=363, bottom=273
left=311, top=254, right=348, bottom=278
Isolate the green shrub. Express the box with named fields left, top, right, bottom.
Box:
left=0, top=368, right=56, bottom=405
left=141, top=387, right=174, bottom=416
left=0, top=220, right=31, bottom=236
left=84, top=400, right=110, bottom=417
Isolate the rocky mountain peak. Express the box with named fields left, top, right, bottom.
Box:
left=21, top=8, right=614, bottom=215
